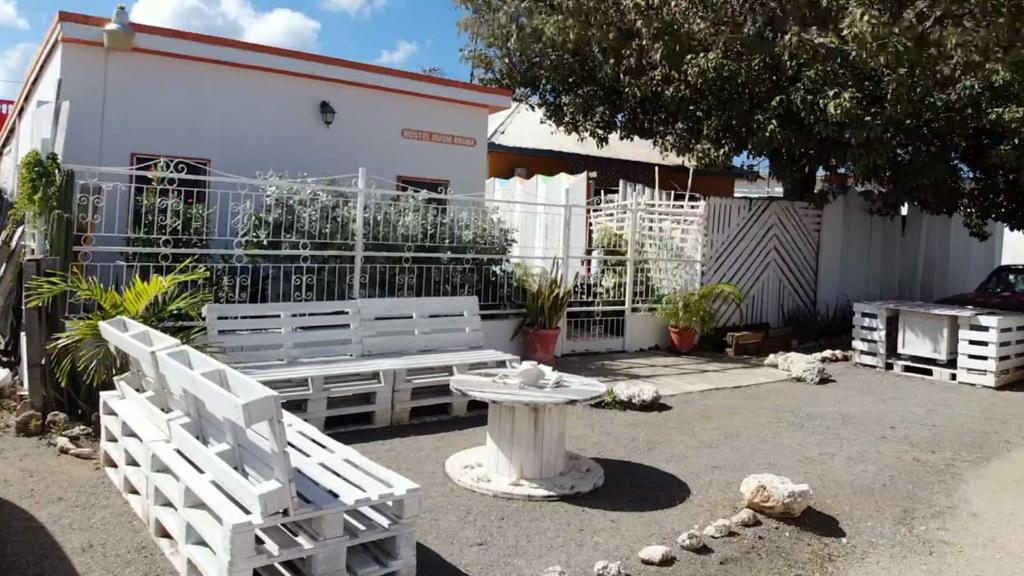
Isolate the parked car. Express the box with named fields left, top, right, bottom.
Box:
left=936, top=265, right=1024, bottom=312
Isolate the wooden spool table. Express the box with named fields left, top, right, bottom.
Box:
left=444, top=367, right=607, bottom=500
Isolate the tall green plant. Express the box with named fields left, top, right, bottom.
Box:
left=25, top=262, right=211, bottom=396
left=512, top=261, right=578, bottom=336
left=656, top=283, right=744, bottom=333
left=6, top=150, right=72, bottom=238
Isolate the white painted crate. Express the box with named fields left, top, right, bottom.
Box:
left=851, top=301, right=902, bottom=369
left=891, top=358, right=958, bottom=383
left=957, top=313, right=1024, bottom=388
left=390, top=360, right=506, bottom=425
left=263, top=370, right=393, bottom=432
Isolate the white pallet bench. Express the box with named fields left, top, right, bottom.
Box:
left=205, top=301, right=391, bottom=431
left=99, top=318, right=421, bottom=576
left=207, top=297, right=518, bottom=429
left=851, top=301, right=903, bottom=369
left=957, top=313, right=1024, bottom=388
left=358, top=298, right=515, bottom=425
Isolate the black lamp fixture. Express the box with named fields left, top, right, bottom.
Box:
left=319, top=100, right=336, bottom=128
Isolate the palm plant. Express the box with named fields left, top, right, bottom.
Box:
left=512, top=260, right=578, bottom=335
left=656, top=283, right=745, bottom=333
left=25, top=263, right=211, bottom=395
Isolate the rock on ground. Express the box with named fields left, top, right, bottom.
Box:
left=793, top=360, right=831, bottom=385
left=61, top=425, right=93, bottom=441
left=69, top=448, right=97, bottom=460
left=541, top=566, right=567, bottom=576
left=702, top=518, right=733, bottom=539
left=731, top=508, right=760, bottom=527
left=676, top=529, right=704, bottom=551
left=55, top=436, right=75, bottom=454
left=14, top=410, right=42, bottom=437
left=593, top=560, right=624, bottom=576
left=812, top=349, right=850, bottom=362
left=611, top=383, right=661, bottom=409
left=741, top=473, right=813, bottom=518
left=45, top=411, right=69, bottom=432
left=637, top=545, right=674, bottom=566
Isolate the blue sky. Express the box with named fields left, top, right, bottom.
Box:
left=0, top=0, right=475, bottom=100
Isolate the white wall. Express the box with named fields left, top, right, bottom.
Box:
left=818, top=193, right=1008, bottom=309
left=1, top=45, right=63, bottom=195
left=58, top=43, right=490, bottom=194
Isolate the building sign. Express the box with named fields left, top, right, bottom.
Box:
left=401, top=128, right=477, bottom=148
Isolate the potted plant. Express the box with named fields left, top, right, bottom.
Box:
left=655, top=283, right=744, bottom=353
left=512, top=261, right=578, bottom=365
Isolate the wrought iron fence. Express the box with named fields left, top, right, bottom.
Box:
left=68, top=160, right=705, bottom=353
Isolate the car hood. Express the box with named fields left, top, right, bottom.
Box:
left=935, top=291, right=1024, bottom=313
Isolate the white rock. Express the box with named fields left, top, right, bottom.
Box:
left=638, top=545, right=674, bottom=566
left=740, top=473, right=813, bottom=518
left=44, top=411, right=69, bottom=431
left=793, top=360, right=830, bottom=385
left=775, top=352, right=811, bottom=372
left=69, top=447, right=97, bottom=460
left=612, top=383, right=661, bottom=409
left=764, top=353, right=780, bottom=367
left=593, top=560, right=624, bottom=576
left=541, top=567, right=567, bottom=576
left=731, top=508, right=760, bottom=527
left=676, top=530, right=704, bottom=551
left=702, top=518, right=733, bottom=539
left=55, top=436, right=76, bottom=454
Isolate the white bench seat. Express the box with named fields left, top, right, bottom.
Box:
left=206, top=296, right=519, bottom=428
left=241, top=349, right=518, bottom=382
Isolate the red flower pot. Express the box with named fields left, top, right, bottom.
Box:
left=524, top=327, right=560, bottom=365
left=668, top=326, right=698, bottom=353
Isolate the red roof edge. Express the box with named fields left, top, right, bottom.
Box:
left=56, top=11, right=513, bottom=99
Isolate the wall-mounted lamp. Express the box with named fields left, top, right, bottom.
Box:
left=320, top=101, right=336, bottom=128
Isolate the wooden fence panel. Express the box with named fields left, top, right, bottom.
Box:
left=703, top=198, right=822, bottom=327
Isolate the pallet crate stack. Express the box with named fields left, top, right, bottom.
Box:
left=98, top=317, right=421, bottom=576
left=851, top=301, right=901, bottom=369
left=956, top=312, right=1024, bottom=388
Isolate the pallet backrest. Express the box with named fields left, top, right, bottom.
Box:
left=359, top=296, right=484, bottom=355
left=204, top=301, right=361, bottom=365
left=98, top=317, right=182, bottom=410
left=156, top=345, right=296, bottom=517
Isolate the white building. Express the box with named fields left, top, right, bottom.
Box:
left=0, top=9, right=510, bottom=195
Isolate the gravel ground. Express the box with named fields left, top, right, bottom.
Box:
left=3, top=362, right=1024, bottom=576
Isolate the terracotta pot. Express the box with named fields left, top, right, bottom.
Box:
left=524, top=327, right=560, bottom=365
left=668, top=326, right=699, bottom=353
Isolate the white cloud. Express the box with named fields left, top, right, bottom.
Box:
left=129, top=0, right=321, bottom=51
left=374, top=39, right=418, bottom=67
left=322, top=0, right=387, bottom=17
left=0, top=0, right=29, bottom=30
left=0, top=42, right=36, bottom=100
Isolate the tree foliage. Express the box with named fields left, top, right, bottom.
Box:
left=457, top=0, right=1024, bottom=236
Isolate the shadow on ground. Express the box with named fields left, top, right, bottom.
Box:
left=417, top=543, right=471, bottom=575
left=570, top=458, right=690, bottom=512
left=336, top=414, right=487, bottom=444
left=0, top=498, right=79, bottom=576
left=779, top=507, right=847, bottom=538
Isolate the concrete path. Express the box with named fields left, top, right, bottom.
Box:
left=558, top=350, right=789, bottom=396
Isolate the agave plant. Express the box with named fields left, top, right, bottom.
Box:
left=512, top=260, right=578, bottom=335
left=25, top=262, right=211, bottom=393
left=655, top=283, right=745, bottom=332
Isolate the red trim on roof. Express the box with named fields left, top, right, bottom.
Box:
left=62, top=38, right=498, bottom=111
left=56, top=11, right=512, bottom=98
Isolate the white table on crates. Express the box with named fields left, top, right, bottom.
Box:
left=444, top=367, right=607, bottom=500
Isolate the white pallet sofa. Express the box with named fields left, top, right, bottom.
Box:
left=98, top=317, right=420, bottom=576
left=205, top=296, right=518, bottom=429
